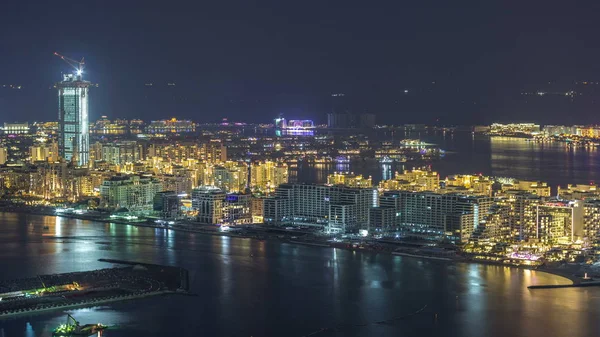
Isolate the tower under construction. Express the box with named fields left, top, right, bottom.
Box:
left=55, top=53, right=90, bottom=167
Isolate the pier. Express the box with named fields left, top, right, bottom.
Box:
left=0, top=261, right=189, bottom=318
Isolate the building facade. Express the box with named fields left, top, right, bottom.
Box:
left=263, top=183, right=377, bottom=232
left=100, top=174, right=163, bottom=213
left=191, top=186, right=226, bottom=224
left=153, top=191, right=181, bottom=220
left=57, top=73, right=90, bottom=167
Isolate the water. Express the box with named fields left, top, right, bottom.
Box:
left=295, top=131, right=600, bottom=189
left=1, top=213, right=599, bottom=337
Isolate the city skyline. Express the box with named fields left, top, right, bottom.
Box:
left=5, top=3, right=600, bottom=337
left=3, top=2, right=600, bottom=125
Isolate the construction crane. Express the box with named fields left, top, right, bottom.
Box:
left=54, top=52, right=85, bottom=77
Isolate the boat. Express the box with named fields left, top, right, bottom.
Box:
left=53, top=314, right=107, bottom=336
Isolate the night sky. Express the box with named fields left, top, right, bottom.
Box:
left=1, top=1, right=600, bottom=125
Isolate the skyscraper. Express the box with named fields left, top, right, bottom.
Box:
left=56, top=73, right=90, bottom=167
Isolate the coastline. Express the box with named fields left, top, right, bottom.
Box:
left=0, top=208, right=582, bottom=286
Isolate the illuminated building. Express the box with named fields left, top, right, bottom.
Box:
left=470, top=203, right=512, bottom=242
left=500, top=192, right=543, bottom=241
left=443, top=174, right=493, bottom=196
left=576, top=126, right=600, bottom=138
left=583, top=200, right=600, bottom=242
left=3, top=122, right=30, bottom=134
left=191, top=186, right=226, bottom=224
left=250, top=161, right=288, bottom=193
left=201, top=141, right=227, bottom=163
left=285, top=120, right=315, bottom=129
left=90, top=116, right=128, bottom=135
left=30, top=142, right=59, bottom=163
left=30, top=162, right=88, bottom=201
left=100, top=141, right=143, bottom=165
left=327, top=172, right=372, bottom=188
left=100, top=174, right=163, bottom=213
left=213, top=161, right=248, bottom=193
left=382, top=191, right=494, bottom=243
left=0, top=166, right=32, bottom=193
left=498, top=179, right=551, bottom=197
left=223, top=193, right=252, bottom=225
left=146, top=141, right=226, bottom=164
left=156, top=170, right=194, bottom=195
left=264, top=183, right=377, bottom=232
left=543, top=125, right=579, bottom=136
left=536, top=201, right=584, bottom=244
left=146, top=118, right=195, bottom=134
left=129, top=119, right=145, bottom=134
left=153, top=191, right=181, bottom=220
left=0, top=147, right=7, bottom=165
left=558, top=184, right=600, bottom=200
left=274, top=117, right=287, bottom=129
left=81, top=170, right=113, bottom=196
left=379, top=168, right=439, bottom=192
left=56, top=73, right=90, bottom=167
left=489, top=123, right=541, bottom=135
left=35, top=121, right=59, bottom=135
left=251, top=196, right=265, bottom=223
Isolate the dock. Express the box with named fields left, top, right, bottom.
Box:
left=0, top=261, right=189, bottom=318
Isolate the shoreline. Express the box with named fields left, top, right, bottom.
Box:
left=0, top=208, right=582, bottom=286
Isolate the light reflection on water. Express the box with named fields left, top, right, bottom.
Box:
left=0, top=212, right=598, bottom=337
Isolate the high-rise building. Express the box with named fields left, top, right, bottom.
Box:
left=56, top=73, right=90, bottom=167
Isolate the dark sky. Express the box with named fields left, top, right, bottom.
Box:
left=1, top=1, right=600, bottom=125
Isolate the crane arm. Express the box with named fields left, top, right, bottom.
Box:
left=54, top=52, right=85, bottom=74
